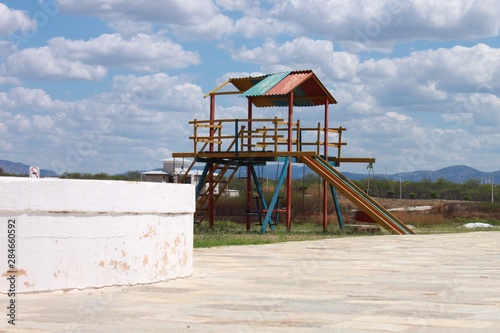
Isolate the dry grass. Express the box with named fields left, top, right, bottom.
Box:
left=195, top=198, right=500, bottom=247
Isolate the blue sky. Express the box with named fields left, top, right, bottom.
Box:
left=0, top=0, right=499, bottom=175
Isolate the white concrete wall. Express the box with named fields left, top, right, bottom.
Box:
left=0, top=177, right=194, bottom=293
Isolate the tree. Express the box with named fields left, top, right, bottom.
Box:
left=93, top=172, right=109, bottom=179
left=122, top=171, right=142, bottom=181
left=429, top=190, right=439, bottom=200
left=464, top=178, right=481, bottom=187
left=435, top=177, right=450, bottom=186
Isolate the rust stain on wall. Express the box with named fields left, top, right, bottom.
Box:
left=162, top=250, right=169, bottom=266
left=108, top=260, right=131, bottom=271
left=143, top=255, right=149, bottom=266
left=3, top=268, right=27, bottom=277
left=142, top=225, right=157, bottom=239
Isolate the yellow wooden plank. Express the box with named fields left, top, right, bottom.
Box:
left=172, top=152, right=374, bottom=163
left=190, top=135, right=237, bottom=140
left=193, top=124, right=223, bottom=128
left=189, top=118, right=284, bottom=124
left=330, top=157, right=376, bottom=163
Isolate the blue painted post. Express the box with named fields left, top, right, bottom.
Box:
left=196, top=163, right=210, bottom=198
left=251, top=165, right=268, bottom=211
left=329, top=185, right=344, bottom=230
left=260, top=158, right=289, bottom=234
left=235, top=119, right=239, bottom=157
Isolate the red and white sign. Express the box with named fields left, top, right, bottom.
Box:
left=30, top=166, right=40, bottom=178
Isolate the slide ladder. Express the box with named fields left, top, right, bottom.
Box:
left=300, top=155, right=414, bottom=235
left=195, top=162, right=240, bottom=224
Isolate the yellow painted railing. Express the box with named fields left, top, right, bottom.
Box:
left=185, top=117, right=346, bottom=159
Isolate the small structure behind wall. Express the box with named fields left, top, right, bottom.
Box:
left=143, top=158, right=219, bottom=194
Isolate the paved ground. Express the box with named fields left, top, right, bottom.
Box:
left=3, top=231, right=500, bottom=332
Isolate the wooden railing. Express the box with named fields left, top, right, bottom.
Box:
left=185, top=117, right=347, bottom=159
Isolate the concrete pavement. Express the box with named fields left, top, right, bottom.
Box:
left=3, top=231, right=500, bottom=332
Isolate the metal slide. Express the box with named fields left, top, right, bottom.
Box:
left=300, top=155, right=414, bottom=235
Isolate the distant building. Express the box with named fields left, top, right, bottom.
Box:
left=142, top=158, right=220, bottom=195
left=224, top=189, right=240, bottom=197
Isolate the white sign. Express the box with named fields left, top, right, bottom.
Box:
left=29, top=166, right=40, bottom=178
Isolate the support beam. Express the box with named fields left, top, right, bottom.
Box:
left=260, top=158, right=290, bottom=234
left=208, top=95, right=216, bottom=228
left=286, top=92, right=293, bottom=231
left=246, top=98, right=253, bottom=231
left=251, top=165, right=269, bottom=212
left=323, top=97, right=329, bottom=232
left=329, top=185, right=344, bottom=229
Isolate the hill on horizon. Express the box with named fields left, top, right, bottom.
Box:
left=1, top=159, right=499, bottom=184
left=342, top=164, right=500, bottom=184
left=0, top=159, right=58, bottom=177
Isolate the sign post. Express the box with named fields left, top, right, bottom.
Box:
left=29, top=166, right=40, bottom=178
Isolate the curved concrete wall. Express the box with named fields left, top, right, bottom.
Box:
left=0, top=177, right=194, bottom=293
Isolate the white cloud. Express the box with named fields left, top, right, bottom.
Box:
left=233, top=36, right=361, bottom=82
left=232, top=16, right=297, bottom=39
left=58, top=0, right=234, bottom=39
left=235, top=37, right=331, bottom=64
left=232, top=39, right=499, bottom=125
left=0, top=74, right=208, bottom=174
left=270, top=0, right=500, bottom=51
left=6, top=114, right=32, bottom=133
left=385, top=111, right=412, bottom=122
left=0, top=40, right=16, bottom=60
left=1, top=33, right=200, bottom=81
left=228, top=37, right=500, bottom=174
left=105, top=19, right=154, bottom=37
left=215, top=0, right=255, bottom=12
left=33, top=115, right=55, bottom=132
left=58, top=0, right=218, bottom=24
left=357, top=44, right=500, bottom=109
left=0, top=4, right=35, bottom=37
left=110, top=73, right=206, bottom=111
left=1, top=46, right=107, bottom=81
left=341, top=114, right=485, bottom=173
left=50, top=33, right=201, bottom=71
left=458, top=93, right=500, bottom=129
left=1, top=0, right=499, bottom=175
left=0, top=76, right=21, bottom=85
left=0, top=87, right=67, bottom=110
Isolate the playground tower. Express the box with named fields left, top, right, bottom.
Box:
left=173, top=70, right=414, bottom=235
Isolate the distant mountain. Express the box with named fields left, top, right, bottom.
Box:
left=187, top=163, right=309, bottom=180
left=3, top=158, right=497, bottom=184
left=345, top=165, right=500, bottom=184
left=0, top=160, right=58, bottom=177
left=243, top=164, right=499, bottom=184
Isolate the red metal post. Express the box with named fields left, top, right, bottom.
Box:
left=208, top=94, right=215, bottom=228
left=286, top=92, right=294, bottom=231
left=246, top=98, right=253, bottom=231
left=323, top=99, right=329, bottom=232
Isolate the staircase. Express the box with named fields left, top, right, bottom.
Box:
left=195, top=162, right=240, bottom=224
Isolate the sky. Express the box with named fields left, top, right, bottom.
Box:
left=0, top=0, right=499, bottom=175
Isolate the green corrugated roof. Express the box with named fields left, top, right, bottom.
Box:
left=241, top=71, right=290, bottom=97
